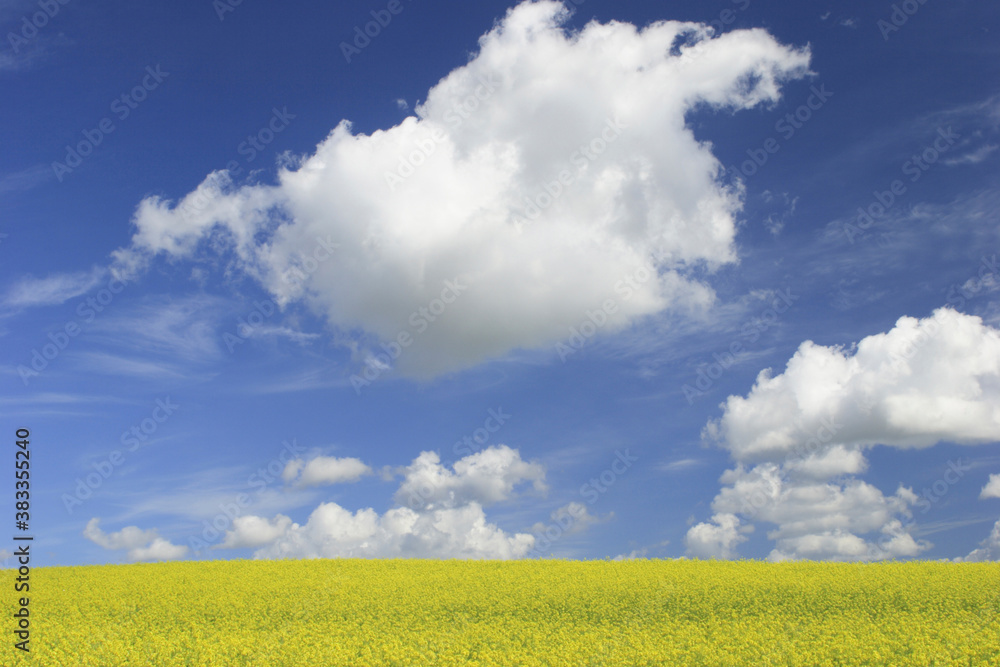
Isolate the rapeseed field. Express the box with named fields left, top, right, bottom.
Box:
left=19, top=559, right=1000, bottom=666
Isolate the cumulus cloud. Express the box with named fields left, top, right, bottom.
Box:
left=281, top=455, right=372, bottom=488
left=83, top=518, right=188, bottom=562
left=127, top=538, right=189, bottom=562
left=395, top=445, right=546, bottom=510
left=112, top=0, right=810, bottom=378
left=688, top=309, right=1000, bottom=561
left=958, top=519, right=1000, bottom=562
left=219, top=445, right=543, bottom=559
left=685, top=513, right=747, bottom=559
left=216, top=515, right=294, bottom=549
left=981, top=474, right=1000, bottom=500
left=705, top=308, right=1000, bottom=463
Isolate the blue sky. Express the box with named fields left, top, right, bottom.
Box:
left=2, top=0, right=1000, bottom=566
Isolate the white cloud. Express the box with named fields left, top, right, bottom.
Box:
left=253, top=502, right=534, bottom=560
left=112, top=0, right=810, bottom=378
left=943, top=143, right=998, bottom=166
left=394, top=445, right=546, bottom=510
left=705, top=308, right=1000, bottom=464
left=219, top=445, right=543, bottom=559
left=957, top=518, right=1000, bottom=562
left=532, top=501, right=610, bottom=536
left=88, top=295, right=226, bottom=362
left=981, top=474, right=1000, bottom=499
left=684, top=512, right=747, bottom=559
left=83, top=518, right=188, bottom=562
left=3, top=267, right=105, bottom=308
left=688, top=308, right=1000, bottom=560
left=281, top=455, right=372, bottom=488
left=216, top=515, right=294, bottom=549
left=127, top=538, right=189, bottom=562
left=657, top=458, right=701, bottom=472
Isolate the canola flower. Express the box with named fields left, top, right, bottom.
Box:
left=16, top=559, right=1000, bottom=666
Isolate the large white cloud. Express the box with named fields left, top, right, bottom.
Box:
left=112, top=0, right=810, bottom=377
left=705, top=308, right=1000, bottom=464
left=83, top=518, right=188, bottom=562
left=688, top=309, right=1000, bottom=561
left=218, top=445, right=543, bottom=559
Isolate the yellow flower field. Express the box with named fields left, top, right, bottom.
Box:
left=16, top=559, right=1000, bottom=666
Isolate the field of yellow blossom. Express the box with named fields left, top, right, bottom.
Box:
left=16, top=559, right=1000, bottom=666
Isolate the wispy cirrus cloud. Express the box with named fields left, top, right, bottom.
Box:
left=3, top=266, right=105, bottom=309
